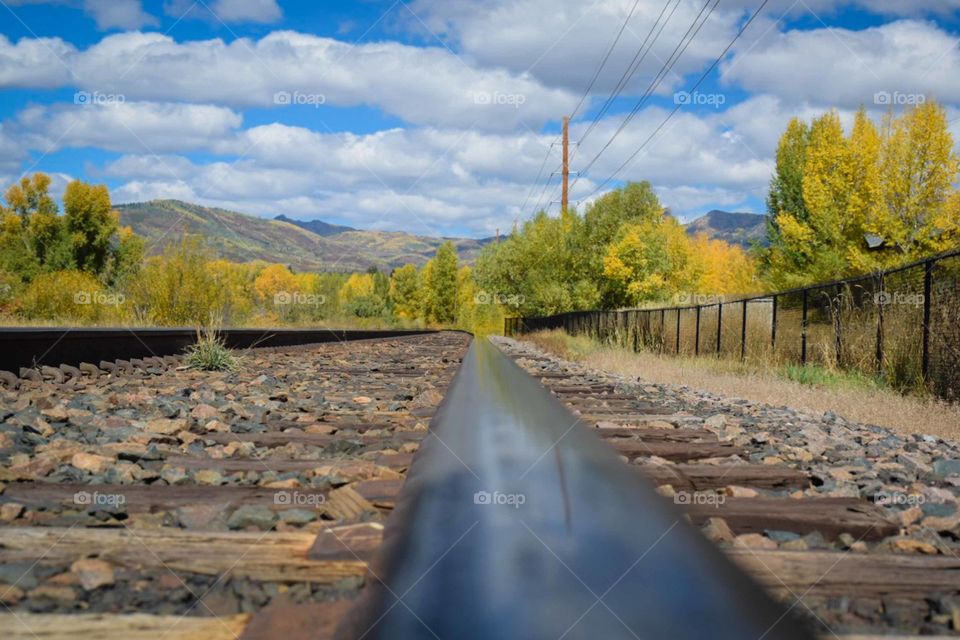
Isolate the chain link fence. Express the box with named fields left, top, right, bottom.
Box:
left=505, top=248, right=960, bottom=401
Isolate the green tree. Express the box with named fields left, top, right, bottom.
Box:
left=62, top=180, right=119, bottom=275
left=340, top=272, right=385, bottom=317
left=423, top=241, right=458, bottom=323
left=390, top=263, right=422, bottom=319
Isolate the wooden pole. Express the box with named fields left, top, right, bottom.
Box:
left=561, top=116, right=570, bottom=213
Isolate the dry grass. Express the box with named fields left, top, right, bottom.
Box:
left=526, top=330, right=960, bottom=441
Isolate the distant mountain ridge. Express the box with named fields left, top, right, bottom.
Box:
left=684, top=210, right=768, bottom=248
left=116, top=200, right=494, bottom=273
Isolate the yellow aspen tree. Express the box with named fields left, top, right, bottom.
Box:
left=874, top=101, right=960, bottom=265
left=846, top=107, right=882, bottom=271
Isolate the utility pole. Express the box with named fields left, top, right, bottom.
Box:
left=561, top=115, right=570, bottom=213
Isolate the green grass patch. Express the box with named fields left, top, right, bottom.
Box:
left=780, top=363, right=881, bottom=390
left=185, top=327, right=238, bottom=372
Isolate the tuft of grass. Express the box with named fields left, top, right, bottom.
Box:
left=185, top=327, right=238, bottom=372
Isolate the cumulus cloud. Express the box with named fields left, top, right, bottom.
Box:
left=14, top=101, right=243, bottom=154
left=0, top=31, right=577, bottom=131
left=722, top=20, right=960, bottom=108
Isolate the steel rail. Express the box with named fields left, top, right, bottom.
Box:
left=336, top=338, right=812, bottom=639
left=0, top=327, right=436, bottom=372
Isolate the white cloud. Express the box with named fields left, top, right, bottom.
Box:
left=15, top=101, right=243, bottom=154
left=0, top=31, right=577, bottom=131
left=406, top=0, right=745, bottom=97
left=722, top=20, right=960, bottom=108
left=0, top=35, right=76, bottom=87
left=82, top=0, right=157, bottom=30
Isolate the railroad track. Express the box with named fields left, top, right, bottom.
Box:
left=0, top=331, right=957, bottom=638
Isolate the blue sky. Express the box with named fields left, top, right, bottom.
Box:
left=1, top=0, right=958, bottom=238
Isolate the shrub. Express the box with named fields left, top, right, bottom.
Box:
left=19, top=270, right=125, bottom=323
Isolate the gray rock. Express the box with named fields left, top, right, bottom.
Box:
left=277, top=508, right=318, bottom=524
left=227, top=505, right=276, bottom=531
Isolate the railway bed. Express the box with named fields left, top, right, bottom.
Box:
left=0, top=331, right=469, bottom=638
left=495, top=336, right=960, bottom=638
left=0, top=330, right=958, bottom=638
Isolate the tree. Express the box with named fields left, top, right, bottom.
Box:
left=1, top=173, right=61, bottom=278
left=63, top=180, right=119, bottom=274
left=134, top=237, right=227, bottom=325
left=339, top=272, right=385, bottom=317
left=389, top=263, right=421, bottom=319
left=423, top=241, right=458, bottom=323
left=602, top=216, right=698, bottom=306
left=762, top=101, right=960, bottom=286
left=871, top=101, right=960, bottom=266
left=766, top=119, right=810, bottom=237
left=691, top=235, right=758, bottom=295
left=254, top=264, right=299, bottom=305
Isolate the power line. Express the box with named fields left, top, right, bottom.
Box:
left=519, top=144, right=556, bottom=214
left=582, top=0, right=772, bottom=200
left=574, top=0, right=682, bottom=151
left=575, top=0, right=719, bottom=182
left=568, top=0, right=644, bottom=122
left=520, top=0, right=652, bottom=222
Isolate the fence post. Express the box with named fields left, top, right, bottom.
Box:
left=801, top=289, right=809, bottom=366
left=771, top=294, right=778, bottom=349
left=675, top=309, right=681, bottom=354
left=740, top=299, right=748, bottom=361
left=834, top=283, right=843, bottom=368
left=922, top=259, right=933, bottom=381
left=876, top=275, right=884, bottom=376
left=660, top=309, right=665, bottom=354
left=694, top=306, right=701, bottom=356
left=716, top=303, right=723, bottom=355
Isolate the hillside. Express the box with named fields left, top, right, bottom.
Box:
left=684, top=210, right=768, bottom=248
left=274, top=214, right=355, bottom=236
left=116, top=200, right=493, bottom=272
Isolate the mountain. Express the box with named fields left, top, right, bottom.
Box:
left=116, top=200, right=495, bottom=273
left=684, top=210, right=768, bottom=249
left=274, top=214, right=355, bottom=236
